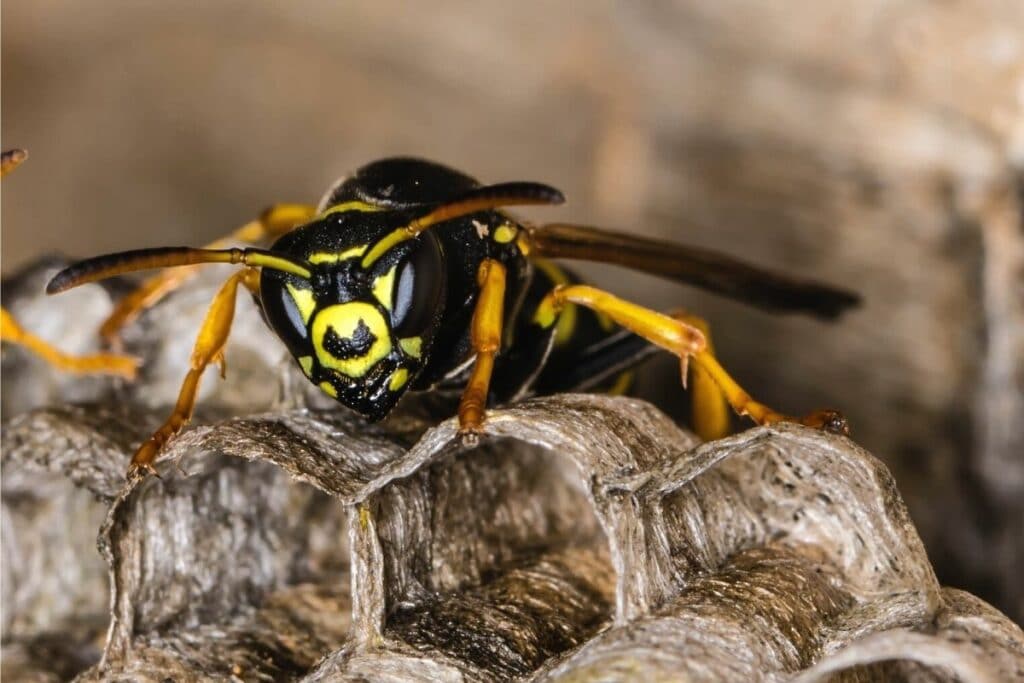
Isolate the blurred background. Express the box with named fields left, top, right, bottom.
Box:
left=3, top=1, right=1023, bottom=621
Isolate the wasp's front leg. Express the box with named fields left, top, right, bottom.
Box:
left=100, top=203, right=316, bottom=347
left=457, top=259, right=507, bottom=437
left=128, top=268, right=259, bottom=478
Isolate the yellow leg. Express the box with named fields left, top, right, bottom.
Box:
left=670, top=312, right=731, bottom=442
left=1, top=148, right=140, bottom=378
left=689, top=350, right=848, bottom=434
left=99, top=203, right=316, bottom=346
left=458, top=259, right=507, bottom=434
left=238, top=267, right=262, bottom=295
left=537, top=285, right=848, bottom=437
left=128, top=269, right=249, bottom=477
left=535, top=285, right=706, bottom=376
left=1, top=149, right=28, bottom=177
left=1, top=307, right=139, bottom=379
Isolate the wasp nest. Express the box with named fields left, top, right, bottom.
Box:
left=3, top=261, right=1023, bottom=682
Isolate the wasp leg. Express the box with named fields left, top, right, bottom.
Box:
left=458, top=259, right=507, bottom=436
left=1, top=149, right=28, bottom=177
left=667, top=311, right=731, bottom=442
left=127, top=268, right=258, bottom=478
left=1, top=150, right=138, bottom=376
left=1, top=307, right=139, bottom=378
left=690, top=346, right=848, bottom=435
left=99, top=203, right=315, bottom=347
left=536, top=285, right=849, bottom=437
left=535, top=311, right=727, bottom=440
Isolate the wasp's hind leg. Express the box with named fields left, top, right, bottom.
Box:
left=669, top=312, right=732, bottom=442
left=689, top=338, right=848, bottom=435
left=457, top=259, right=507, bottom=439
left=100, top=204, right=315, bottom=347
left=1, top=307, right=139, bottom=378
left=535, top=285, right=849, bottom=437
left=128, top=268, right=259, bottom=478
left=532, top=312, right=729, bottom=441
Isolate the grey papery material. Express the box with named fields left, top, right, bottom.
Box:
left=2, top=262, right=1023, bottom=682
left=4, top=398, right=1024, bottom=682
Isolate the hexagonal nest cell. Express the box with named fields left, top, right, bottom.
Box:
left=3, top=261, right=1024, bottom=682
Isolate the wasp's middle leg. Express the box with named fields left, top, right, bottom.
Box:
left=1, top=307, right=139, bottom=378
left=100, top=204, right=316, bottom=346
left=127, top=268, right=260, bottom=477
left=458, top=259, right=508, bottom=435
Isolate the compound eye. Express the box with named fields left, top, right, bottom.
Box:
left=392, top=234, right=444, bottom=337
left=260, top=273, right=315, bottom=358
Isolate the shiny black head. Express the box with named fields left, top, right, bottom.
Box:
left=260, top=210, right=447, bottom=420
left=259, top=157, right=563, bottom=420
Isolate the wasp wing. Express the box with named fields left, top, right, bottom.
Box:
left=526, top=223, right=860, bottom=320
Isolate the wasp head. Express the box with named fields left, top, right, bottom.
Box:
left=260, top=220, right=446, bottom=421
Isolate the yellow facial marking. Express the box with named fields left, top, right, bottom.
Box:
left=388, top=368, right=410, bottom=392
left=309, top=245, right=368, bottom=264
left=317, top=201, right=384, bottom=219
left=362, top=228, right=413, bottom=268
left=494, top=224, right=517, bottom=243
left=372, top=266, right=398, bottom=311
left=399, top=336, right=423, bottom=359
left=311, top=303, right=392, bottom=378
left=298, top=355, right=314, bottom=376
left=319, top=380, right=339, bottom=398
left=286, top=283, right=317, bottom=324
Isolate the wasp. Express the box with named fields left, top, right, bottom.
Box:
left=32, top=157, right=859, bottom=477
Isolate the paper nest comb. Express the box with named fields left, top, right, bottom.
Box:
left=3, top=261, right=1023, bottom=682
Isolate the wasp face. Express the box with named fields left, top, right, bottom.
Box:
left=260, top=222, right=446, bottom=420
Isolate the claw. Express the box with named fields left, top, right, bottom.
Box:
left=459, top=428, right=482, bottom=449
left=126, top=460, right=160, bottom=481
left=800, top=409, right=850, bottom=437
left=214, top=351, right=227, bottom=379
